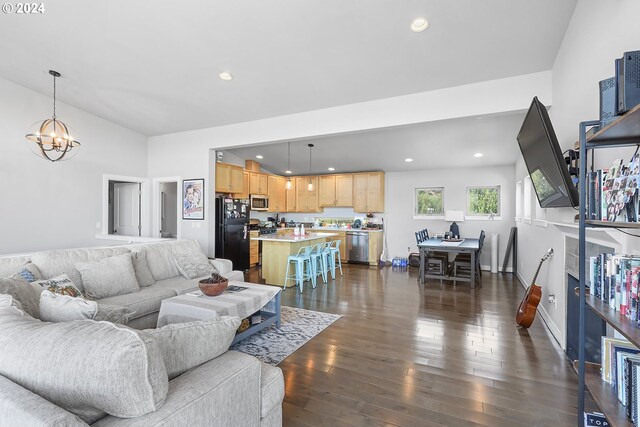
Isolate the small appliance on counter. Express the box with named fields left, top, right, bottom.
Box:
left=352, top=219, right=362, bottom=229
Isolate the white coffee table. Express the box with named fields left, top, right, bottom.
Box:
left=156, top=281, right=281, bottom=344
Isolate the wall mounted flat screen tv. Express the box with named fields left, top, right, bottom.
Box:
left=517, top=97, right=579, bottom=208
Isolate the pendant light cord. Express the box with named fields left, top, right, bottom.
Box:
left=52, top=73, right=56, bottom=120
left=288, top=141, right=291, bottom=170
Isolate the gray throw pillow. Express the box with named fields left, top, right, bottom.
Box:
left=75, top=253, right=140, bottom=300
left=172, top=252, right=216, bottom=280
left=6, top=262, right=43, bottom=283
left=39, top=291, right=98, bottom=323
left=94, top=304, right=135, bottom=324
left=131, top=251, right=155, bottom=287
left=145, top=316, right=241, bottom=379
left=0, top=277, right=40, bottom=319
left=0, top=307, right=168, bottom=423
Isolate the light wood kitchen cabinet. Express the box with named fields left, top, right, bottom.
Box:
left=267, top=175, right=286, bottom=212
left=335, top=174, right=353, bottom=206
left=215, top=162, right=244, bottom=193
left=249, top=230, right=259, bottom=266
left=295, top=177, right=319, bottom=212
left=353, top=172, right=385, bottom=212
left=234, top=171, right=250, bottom=199
left=367, top=231, right=384, bottom=265
left=319, top=174, right=354, bottom=207
left=318, top=175, right=336, bottom=206
left=249, top=172, right=269, bottom=195
left=284, top=178, right=296, bottom=212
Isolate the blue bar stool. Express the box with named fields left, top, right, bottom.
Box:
left=310, top=243, right=329, bottom=285
left=326, top=240, right=343, bottom=280
left=283, top=245, right=314, bottom=292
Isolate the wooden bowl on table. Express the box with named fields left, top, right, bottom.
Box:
left=198, top=273, right=228, bottom=296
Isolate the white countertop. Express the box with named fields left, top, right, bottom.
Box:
left=253, top=232, right=338, bottom=242
left=279, top=227, right=383, bottom=233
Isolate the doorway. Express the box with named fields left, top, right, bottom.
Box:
left=108, top=181, right=142, bottom=236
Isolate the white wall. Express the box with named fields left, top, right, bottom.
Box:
left=149, top=72, right=551, bottom=256
left=386, top=166, right=515, bottom=268
left=0, top=77, right=148, bottom=255
left=515, top=0, right=640, bottom=346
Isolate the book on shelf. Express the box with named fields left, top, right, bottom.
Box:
left=602, top=337, right=634, bottom=383
left=589, top=253, right=640, bottom=320
left=584, top=411, right=610, bottom=426
left=587, top=155, right=640, bottom=224
left=600, top=337, right=640, bottom=424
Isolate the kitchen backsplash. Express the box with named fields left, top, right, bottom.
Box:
left=250, top=207, right=377, bottom=224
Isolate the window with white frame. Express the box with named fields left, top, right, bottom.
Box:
left=466, top=186, right=500, bottom=218
left=414, top=187, right=444, bottom=217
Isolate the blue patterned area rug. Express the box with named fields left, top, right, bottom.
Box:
left=230, top=306, right=341, bottom=365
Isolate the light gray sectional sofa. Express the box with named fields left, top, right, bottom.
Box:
left=0, top=240, right=284, bottom=427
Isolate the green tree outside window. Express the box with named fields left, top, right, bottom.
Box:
left=467, top=186, right=500, bottom=216
left=415, top=188, right=444, bottom=216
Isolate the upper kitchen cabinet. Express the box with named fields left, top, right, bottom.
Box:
left=353, top=172, right=385, bottom=212
left=295, top=177, right=320, bottom=212
left=285, top=178, right=297, bottom=212
left=234, top=171, right=250, bottom=199
left=215, top=162, right=244, bottom=193
left=267, top=175, right=286, bottom=213
left=318, top=175, right=336, bottom=206
left=249, top=172, right=269, bottom=195
left=319, top=174, right=353, bottom=207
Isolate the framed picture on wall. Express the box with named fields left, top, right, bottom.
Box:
left=182, top=178, right=204, bottom=220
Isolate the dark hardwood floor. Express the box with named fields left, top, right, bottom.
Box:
left=245, top=264, right=578, bottom=427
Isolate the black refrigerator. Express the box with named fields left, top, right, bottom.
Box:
left=214, top=197, right=250, bottom=271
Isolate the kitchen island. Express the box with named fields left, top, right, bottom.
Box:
left=252, top=232, right=338, bottom=287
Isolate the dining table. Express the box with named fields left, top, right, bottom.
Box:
left=417, top=237, right=482, bottom=288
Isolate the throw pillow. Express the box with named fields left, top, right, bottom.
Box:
left=0, top=307, right=168, bottom=423
left=31, top=274, right=82, bottom=298
left=0, top=277, right=40, bottom=319
left=5, top=262, right=43, bottom=283
left=74, top=253, right=140, bottom=300
left=145, top=316, right=241, bottom=380
left=39, top=290, right=98, bottom=323
left=172, top=252, right=216, bottom=280
left=94, top=303, right=135, bottom=324
left=131, top=251, right=155, bottom=287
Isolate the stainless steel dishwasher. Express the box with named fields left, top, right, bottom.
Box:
left=346, top=231, right=369, bottom=264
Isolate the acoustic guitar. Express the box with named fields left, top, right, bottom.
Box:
left=516, top=248, right=553, bottom=328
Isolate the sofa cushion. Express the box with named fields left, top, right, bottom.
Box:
left=172, top=252, right=215, bottom=280
left=0, top=256, right=32, bottom=278
left=30, top=247, right=131, bottom=294
left=97, top=286, right=176, bottom=321
left=5, top=262, right=43, bottom=283
left=75, top=253, right=140, bottom=300
left=0, top=277, right=40, bottom=319
left=131, top=251, right=155, bottom=287
left=145, top=316, right=241, bottom=380
left=0, top=307, right=168, bottom=423
left=39, top=291, right=98, bottom=323
left=153, top=276, right=200, bottom=295
left=260, top=363, right=285, bottom=418
left=139, top=243, right=181, bottom=281
left=31, top=274, right=82, bottom=298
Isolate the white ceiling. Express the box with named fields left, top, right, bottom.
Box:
left=0, top=0, right=575, bottom=136
left=223, top=111, right=526, bottom=174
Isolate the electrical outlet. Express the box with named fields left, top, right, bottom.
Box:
left=548, top=294, right=557, bottom=308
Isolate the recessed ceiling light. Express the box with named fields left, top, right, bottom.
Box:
left=405, top=158, right=414, bottom=162
left=219, top=72, right=233, bottom=81
left=285, top=170, right=292, bottom=174
left=328, top=167, right=335, bottom=171
left=256, top=155, right=263, bottom=159
left=473, top=153, right=484, bottom=158
left=411, top=17, right=429, bottom=33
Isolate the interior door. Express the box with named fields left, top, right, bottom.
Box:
left=113, top=182, right=141, bottom=236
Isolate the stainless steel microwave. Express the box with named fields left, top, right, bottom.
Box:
left=250, top=194, right=269, bottom=211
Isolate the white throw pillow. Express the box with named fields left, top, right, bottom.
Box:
left=31, top=274, right=83, bottom=298
left=39, top=290, right=98, bottom=323
left=172, top=252, right=216, bottom=280
left=75, top=253, right=140, bottom=300
left=131, top=251, right=155, bottom=287
left=146, top=316, right=241, bottom=379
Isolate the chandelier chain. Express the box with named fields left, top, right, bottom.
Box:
left=52, top=73, right=56, bottom=120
